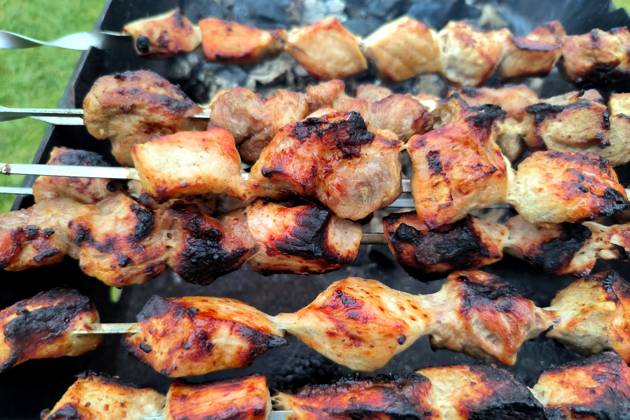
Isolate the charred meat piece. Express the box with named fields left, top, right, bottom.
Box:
left=561, top=28, right=628, bottom=83
left=164, top=375, right=270, bottom=420
left=417, top=364, right=545, bottom=419
left=42, top=372, right=165, bottom=419
left=250, top=111, right=402, bottom=220
left=408, top=106, right=509, bottom=228
left=68, top=193, right=168, bottom=287
left=425, top=271, right=555, bottom=365
left=438, top=21, right=510, bottom=87
left=285, top=17, right=368, bottom=79
left=531, top=352, right=630, bottom=419
left=363, top=16, right=442, bottom=82
left=0, top=198, right=89, bottom=271
left=547, top=272, right=630, bottom=362
left=274, top=277, right=430, bottom=372
left=504, top=215, right=619, bottom=276
left=0, top=289, right=101, bottom=373
left=32, top=147, right=121, bottom=204
left=199, top=18, right=283, bottom=63
left=125, top=295, right=285, bottom=377
left=209, top=87, right=309, bottom=163
left=383, top=212, right=508, bottom=275
left=162, top=202, right=256, bottom=285
left=275, top=375, right=433, bottom=419
left=123, top=8, right=200, bottom=57
left=245, top=200, right=362, bottom=274
left=508, top=151, right=628, bottom=224
left=132, top=128, right=247, bottom=201
left=83, top=70, right=202, bottom=166
left=499, top=21, right=566, bottom=80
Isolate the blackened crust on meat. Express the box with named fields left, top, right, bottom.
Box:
left=0, top=289, right=93, bottom=372
left=43, top=403, right=80, bottom=420
left=451, top=271, right=519, bottom=315
left=289, top=111, right=374, bottom=158
left=136, top=295, right=174, bottom=322
left=528, top=223, right=592, bottom=274
left=466, top=366, right=545, bottom=419
left=237, top=325, right=288, bottom=364
left=0, top=226, right=63, bottom=269
left=598, top=187, right=630, bottom=216
left=129, top=203, right=154, bottom=242
left=465, top=105, right=506, bottom=130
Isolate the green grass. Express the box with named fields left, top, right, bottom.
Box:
left=0, top=0, right=104, bottom=211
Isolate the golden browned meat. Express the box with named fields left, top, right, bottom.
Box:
left=83, top=70, right=202, bottom=166
left=164, top=375, right=270, bottom=420
left=0, top=289, right=101, bottom=373
left=244, top=200, right=362, bottom=274
left=32, top=147, right=121, bottom=204
left=68, top=193, right=168, bottom=287
left=199, top=18, right=283, bottom=63
left=42, top=373, right=165, bottom=420
left=125, top=295, right=285, bottom=377
left=561, top=28, right=627, bottom=83
left=250, top=111, right=402, bottom=220
left=0, top=198, right=89, bottom=271
left=457, top=85, right=539, bottom=122
left=508, top=151, right=628, bottom=224
left=304, top=79, right=346, bottom=110
left=504, top=215, right=620, bottom=276
left=523, top=89, right=609, bottom=152
left=438, top=21, right=510, bottom=86
left=383, top=212, right=507, bottom=275
left=531, top=352, right=630, bottom=419
left=499, top=21, right=565, bottom=79
left=547, top=272, right=630, bottom=362
left=425, top=270, right=555, bottom=365
left=407, top=106, right=509, bottom=228
left=285, top=17, right=368, bottom=79
left=606, top=93, right=630, bottom=166
left=363, top=16, right=442, bottom=82
left=417, top=364, right=544, bottom=419
left=209, top=87, right=309, bottom=163
left=162, top=202, right=256, bottom=285
left=123, top=9, right=200, bottom=56
left=274, top=277, right=430, bottom=371
left=132, top=129, right=248, bottom=200
left=354, top=84, right=392, bottom=102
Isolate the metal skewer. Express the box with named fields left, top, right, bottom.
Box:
left=0, top=30, right=128, bottom=50
left=0, top=106, right=211, bottom=123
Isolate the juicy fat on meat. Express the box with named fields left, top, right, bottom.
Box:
left=0, top=289, right=101, bottom=373
left=83, top=70, right=203, bottom=166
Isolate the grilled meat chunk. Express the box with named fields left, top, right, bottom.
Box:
left=285, top=17, right=367, bottom=79
left=209, top=87, right=309, bottom=163
left=274, top=277, right=430, bottom=371
left=125, top=295, right=285, bottom=377
left=438, top=21, right=509, bottom=86
left=68, top=193, right=168, bottom=287
left=199, top=18, right=283, bottom=63
left=165, top=375, right=270, bottom=420
left=457, top=85, right=538, bottom=122
left=123, top=8, right=200, bottom=57
left=417, top=365, right=545, bottom=419
left=83, top=70, right=202, bottom=166
left=250, top=111, right=402, bottom=220
left=547, top=272, right=630, bottom=362
left=0, top=289, right=101, bottom=372
left=245, top=200, right=362, bottom=274
left=0, top=198, right=89, bottom=271
left=531, top=352, right=630, bottom=419
left=355, top=84, right=393, bottom=102
left=561, top=28, right=628, bottom=83
left=363, top=16, right=441, bottom=82
left=408, top=106, right=509, bottom=228
left=162, top=202, right=256, bottom=285
left=508, top=151, right=628, bottom=224
left=499, top=21, right=565, bottom=79
left=132, top=128, right=247, bottom=200
left=606, top=92, right=630, bottom=166
left=383, top=212, right=508, bottom=275
left=32, top=147, right=121, bottom=204
left=42, top=373, right=165, bottom=420
left=425, top=271, right=555, bottom=365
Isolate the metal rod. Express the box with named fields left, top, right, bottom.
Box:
left=0, top=163, right=139, bottom=180
left=0, top=186, right=33, bottom=195
left=73, top=322, right=139, bottom=336
left=0, top=106, right=210, bottom=122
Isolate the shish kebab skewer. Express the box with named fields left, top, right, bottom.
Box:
left=42, top=353, right=630, bottom=420
left=2, top=271, right=628, bottom=377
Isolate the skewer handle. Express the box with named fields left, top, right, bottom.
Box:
left=0, top=106, right=210, bottom=122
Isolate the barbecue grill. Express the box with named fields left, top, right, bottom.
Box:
left=2, top=0, right=630, bottom=417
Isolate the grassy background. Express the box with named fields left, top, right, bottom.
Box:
left=0, top=1, right=629, bottom=212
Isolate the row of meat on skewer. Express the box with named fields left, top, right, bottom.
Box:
left=122, top=9, right=630, bottom=86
